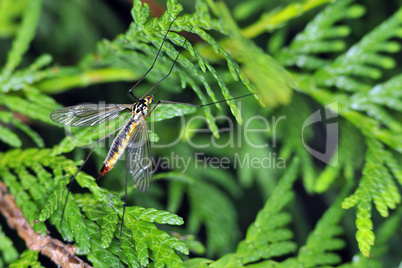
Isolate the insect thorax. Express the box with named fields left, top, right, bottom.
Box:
left=132, top=96, right=153, bottom=117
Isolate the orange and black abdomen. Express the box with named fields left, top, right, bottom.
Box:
left=99, top=117, right=139, bottom=178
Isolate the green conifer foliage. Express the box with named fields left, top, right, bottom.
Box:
left=1, top=0, right=401, bottom=267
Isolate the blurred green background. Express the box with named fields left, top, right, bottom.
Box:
left=1, top=0, right=402, bottom=267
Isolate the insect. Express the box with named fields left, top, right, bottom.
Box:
left=50, top=97, right=155, bottom=191
left=50, top=17, right=254, bottom=267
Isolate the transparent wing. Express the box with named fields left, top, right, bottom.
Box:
left=50, top=104, right=133, bottom=127
left=127, top=116, right=152, bottom=192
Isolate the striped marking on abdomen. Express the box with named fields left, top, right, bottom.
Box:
left=99, top=117, right=139, bottom=178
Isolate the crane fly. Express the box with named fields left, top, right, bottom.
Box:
left=50, top=16, right=254, bottom=267
left=50, top=18, right=188, bottom=266
left=50, top=96, right=154, bottom=191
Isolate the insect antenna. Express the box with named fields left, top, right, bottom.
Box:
left=128, top=16, right=178, bottom=100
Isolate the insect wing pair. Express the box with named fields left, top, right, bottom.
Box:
left=50, top=99, right=153, bottom=192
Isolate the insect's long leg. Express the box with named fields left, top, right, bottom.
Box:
left=196, top=93, right=256, bottom=107
left=60, top=125, right=123, bottom=239
left=118, top=153, right=129, bottom=268
left=128, top=17, right=179, bottom=100
left=118, top=151, right=135, bottom=268
left=147, top=93, right=256, bottom=116
left=141, top=27, right=193, bottom=99
left=147, top=99, right=196, bottom=117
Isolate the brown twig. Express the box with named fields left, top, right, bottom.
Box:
left=0, top=180, right=92, bottom=268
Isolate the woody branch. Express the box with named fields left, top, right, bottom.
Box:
left=0, top=180, right=92, bottom=268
